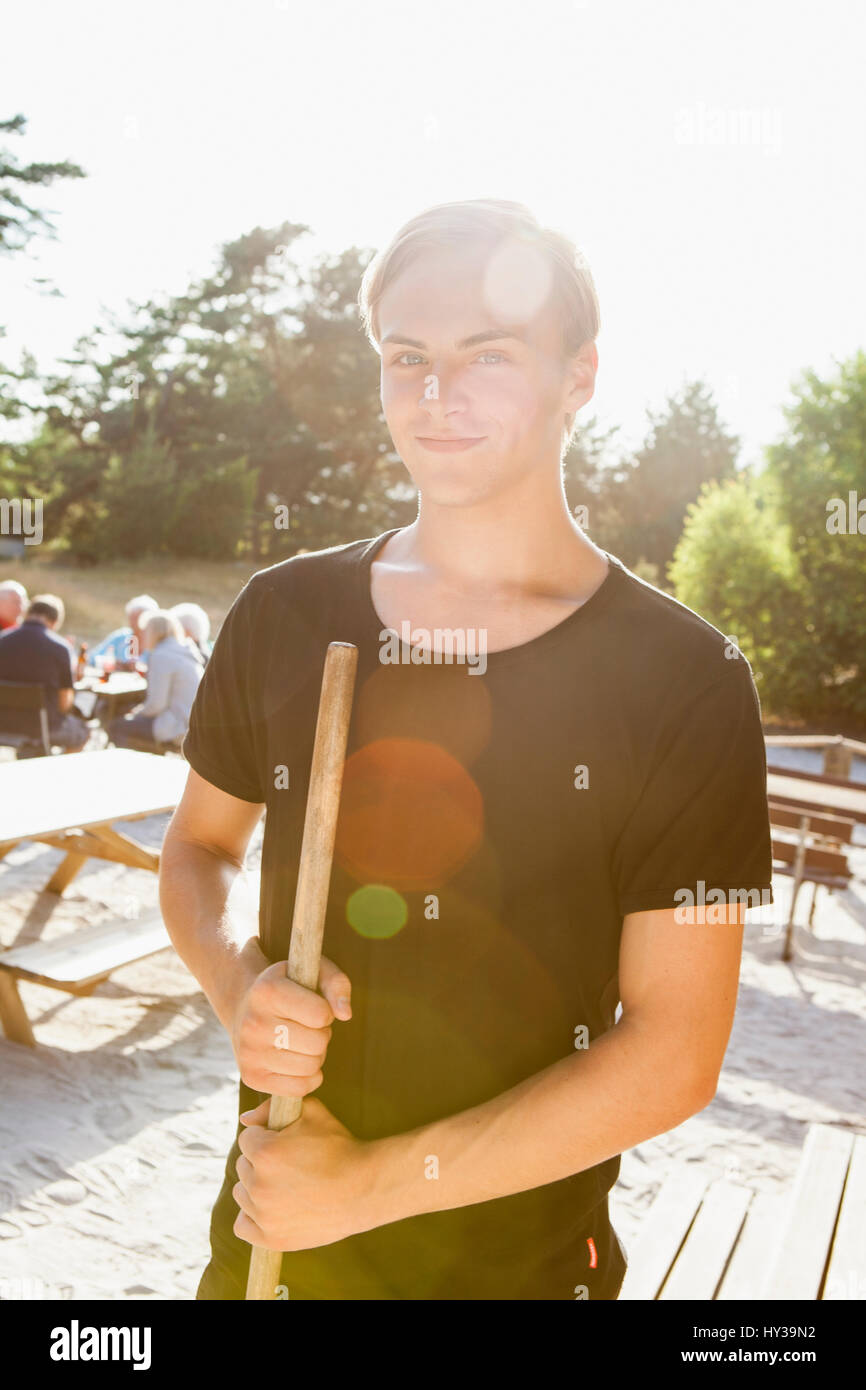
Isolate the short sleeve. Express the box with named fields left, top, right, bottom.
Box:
left=612, top=662, right=774, bottom=916
left=182, top=578, right=268, bottom=803
left=56, top=642, right=74, bottom=691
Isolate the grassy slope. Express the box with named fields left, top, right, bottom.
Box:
left=0, top=556, right=264, bottom=647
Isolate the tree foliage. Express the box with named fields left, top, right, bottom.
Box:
left=669, top=352, right=866, bottom=722
left=0, top=113, right=85, bottom=256
left=5, top=222, right=414, bottom=560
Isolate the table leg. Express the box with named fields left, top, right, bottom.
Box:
left=45, top=850, right=89, bottom=895
left=85, top=824, right=159, bottom=872
left=0, top=973, right=37, bottom=1046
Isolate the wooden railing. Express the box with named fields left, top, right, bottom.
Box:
left=764, top=734, right=866, bottom=780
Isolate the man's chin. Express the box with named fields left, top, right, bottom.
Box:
left=402, top=454, right=499, bottom=504
left=414, top=485, right=508, bottom=513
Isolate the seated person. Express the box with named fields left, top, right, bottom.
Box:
left=108, top=610, right=203, bottom=752
left=169, top=602, right=213, bottom=666
left=90, top=594, right=158, bottom=670
left=0, top=593, right=89, bottom=753
left=0, top=580, right=28, bottom=633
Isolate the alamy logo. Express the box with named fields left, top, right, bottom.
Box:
left=49, top=1320, right=151, bottom=1371
left=673, top=882, right=774, bottom=924
left=379, top=624, right=487, bottom=675
left=0, top=1275, right=73, bottom=1299
left=674, top=104, right=782, bottom=155
left=0, top=497, right=42, bottom=544
left=826, top=492, right=866, bottom=534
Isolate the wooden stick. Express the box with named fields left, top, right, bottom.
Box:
left=245, top=640, right=358, bottom=1300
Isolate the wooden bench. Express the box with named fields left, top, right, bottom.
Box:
left=0, top=911, right=172, bottom=1047
left=768, top=801, right=854, bottom=961
left=619, top=1123, right=865, bottom=1299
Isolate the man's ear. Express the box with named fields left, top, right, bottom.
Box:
left=563, top=340, right=598, bottom=421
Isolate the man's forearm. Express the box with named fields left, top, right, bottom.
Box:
left=159, top=834, right=266, bottom=1033
left=360, top=1019, right=712, bottom=1228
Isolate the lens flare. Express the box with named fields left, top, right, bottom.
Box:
left=336, top=736, right=484, bottom=888
left=346, top=883, right=409, bottom=939
left=482, top=233, right=554, bottom=327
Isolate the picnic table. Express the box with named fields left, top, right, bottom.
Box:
left=0, top=748, right=188, bottom=894
left=74, top=669, right=147, bottom=723
left=766, top=770, right=866, bottom=826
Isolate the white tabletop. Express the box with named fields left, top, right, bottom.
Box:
left=75, top=672, right=147, bottom=695
left=0, top=748, right=188, bottom=845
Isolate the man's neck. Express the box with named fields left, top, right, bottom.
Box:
left=385, top=487, right=605, bottom=600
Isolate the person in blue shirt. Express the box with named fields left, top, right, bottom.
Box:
left=90, top=594, right=158, bottom=670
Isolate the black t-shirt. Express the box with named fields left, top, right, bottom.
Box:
left=0, top=619, right=74, bottom=732
left=183, top=529, right=774, bottom=1299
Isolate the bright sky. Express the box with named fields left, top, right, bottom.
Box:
left=2, top=0, right=864, bottom=469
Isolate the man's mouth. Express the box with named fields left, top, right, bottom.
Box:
left=415, top=436, right=487, bottom=452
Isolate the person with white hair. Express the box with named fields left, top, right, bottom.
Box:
left=90, top=593, right=159, bottom=670
left=108, top=609, right=203, bottom=752
left=170, top=602, right=213, bottom=666
left=0, top=579, right=29, bottom=633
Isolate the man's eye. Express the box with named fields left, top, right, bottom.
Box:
left=391, top=351, right=507, bottom=366
left=394, top=353, right=425, bottom=366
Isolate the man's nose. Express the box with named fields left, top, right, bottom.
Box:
left=417, top=365, right=469, bottom=411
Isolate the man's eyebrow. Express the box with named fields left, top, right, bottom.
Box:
left=380, top=327, right=528, bottom=350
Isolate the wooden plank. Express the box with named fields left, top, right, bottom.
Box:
left=659, top=1179, right=752, bottom=1300
left=45, top=850, right=88, bottom=896
left=0, top=971, right=36, bottom=1046
left=0, top=913, right=171, bottom=990
left=765, top=735, right=836, bottom=748
left=822, top=1134, right=866, bottom=1300
left=766, top=773, right=866, bottom=825
left=771, top=836, right=850, bottom=877
left=84, top=824, right=160, bottom=872
left=716, top=1191, right=789, bottom=1300
left=768, top=802, right=856, bottom=843
left=0, top=749, right=188, bottom=844
left=617, top=1169, right=709, bottom=1300
left=30, top=828, right=158, bottom=872
left=766, top=761, right=866, bottom=790
left=764, top=735, right=866, bottom=755
left=763, top=1124, right=853, bottom=1299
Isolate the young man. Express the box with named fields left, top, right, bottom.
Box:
left=160, top=199, right=774, bottom=1301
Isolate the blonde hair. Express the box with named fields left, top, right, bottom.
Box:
left=143, top=610, right=184, bottom=647
left=27, top=593, right=65, bottom=627
left=357, top=198, right=600, bottom=448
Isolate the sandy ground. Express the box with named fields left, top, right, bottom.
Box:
left=0, top=747, right=864, bottom=1301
